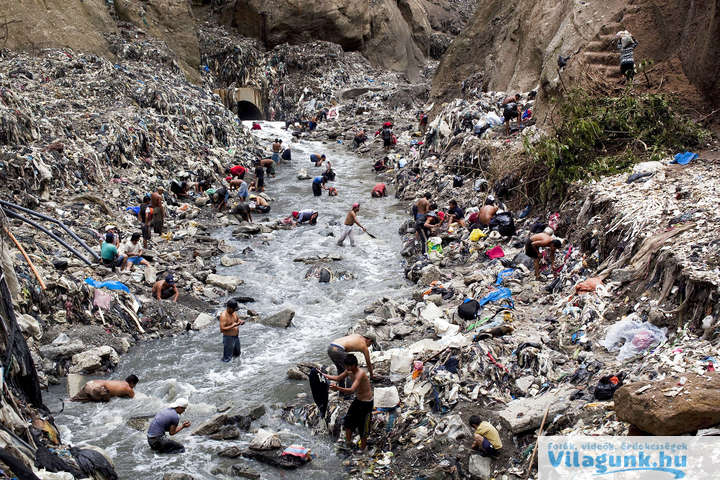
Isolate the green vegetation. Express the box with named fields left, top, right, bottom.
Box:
left=525, top=89, right=708, bottom=202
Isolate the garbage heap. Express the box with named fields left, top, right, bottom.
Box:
left=281, top=96, right=719, bottom=478
left=0, top=24, right=276, bottom=391
left=200, top=23, right=413, bottom=123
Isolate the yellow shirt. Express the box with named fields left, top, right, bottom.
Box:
left=475, top=422, right=502, bottom=449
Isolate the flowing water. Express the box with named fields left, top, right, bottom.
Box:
left=47, top=122, right=410, bottom=479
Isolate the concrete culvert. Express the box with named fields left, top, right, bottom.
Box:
left=236, top=100, right=263, bottom=120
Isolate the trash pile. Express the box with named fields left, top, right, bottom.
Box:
left=279, top=87, right=720, bottom=477
left=0, top=24, right=288, bottom=392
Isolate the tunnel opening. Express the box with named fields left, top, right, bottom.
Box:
left=237, top=100, right=263, bottom=120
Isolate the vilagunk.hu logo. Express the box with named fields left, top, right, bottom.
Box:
left=538, top=437, right=714, bottom=479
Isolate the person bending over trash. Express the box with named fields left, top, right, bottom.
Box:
left=147, top=398, right=191, bottom=454
left=478, top=203, right=498, bottom=226
left=169, top=180, right=191, bottom=198
left=220, top=300, right=244, bottom=363
left=310, top=153, right=326, bottom=167
left=337, top=203, right=367, bottom=247
left=371, top=183, right=387, bottom=198
left=71, top=375, right=138, bottom=402
left=447, top=199, right=465, bottom=227
left=231, top=202, right=253, bottom=223
left=152, top=274, right=179, bottom=302
left=312, top=175, right=328, bottom=197
left=469, top=416, right=502, bottom=456
left=525, top=233, right=561, bottom=280
left=323, top=355, right=374, bottom=451
left=292, top=209, right=318, bottom=225
left=501, top=93, right=522, bottom=135
left=353, top=129, right=367, bottom=148
left=100, top=232, right=124, bottom=271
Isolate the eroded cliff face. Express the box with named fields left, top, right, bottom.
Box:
left=430, top=0, right=720, bottom=111
left=0, top=0, right=202, bottom=81
left=218, top=0, right=474, bottom=80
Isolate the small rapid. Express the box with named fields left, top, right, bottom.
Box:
left=47, top=122, right=410, bottom=479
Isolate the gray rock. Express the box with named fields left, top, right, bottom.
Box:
left=426, top=294, right=443, bottom=306
left=392, top=325, right=414, bottom=338
left=230, top=465, right=261, bottom=480
left=206, top=274, right=243, bottom=292
left=220, top=255, right=244, bottom=267
left=468, top=454, right=492, bottom=479
left=497, top=386, right=574, bottom=433
left=66, top=373, right=86, bottom=398
left=69, top=346, right=119, bottom=374
left=217, top=446, right=243, bottom=458
left=515, top=375, right=535, bottom=394
left=287, top=368, right=308, bottom=380
left=193, top=312, right=215, bottom=330
left=418, top=264, right=441, bottom=286
left=258, top=309, right=294, bottom=328
left=365, top=315, right=386, bottom=326
left=242, top=404, right=267, bottom=421
left=233, top=224, right=261, bottom=235
left=127, top=415, right=155, bottom=432
left=163, top=473, right=196, bottom=480
left=40, top=341, right=85, bottom=360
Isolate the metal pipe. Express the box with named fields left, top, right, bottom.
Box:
left=3, top=210, right=92, bottom=265
left=0, top=200, right=99, bottom=260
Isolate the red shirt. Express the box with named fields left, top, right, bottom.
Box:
left=372, top=183, right=386, bottom=195
left=230, top=165, right=246, bottom=176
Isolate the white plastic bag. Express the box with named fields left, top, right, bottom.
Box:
left=600, top=318, right=667, bottom=360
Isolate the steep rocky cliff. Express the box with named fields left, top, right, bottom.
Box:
left=0, top=0, right=475, bottom=82
left=216, top=0, right=475, bottom=80
left=430, top=0, right=720, bottom=112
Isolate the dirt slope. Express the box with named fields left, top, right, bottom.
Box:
left=431, top=0, right=720, bottom=113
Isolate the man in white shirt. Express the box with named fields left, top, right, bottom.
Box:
left=121, top=232, right=150, bottom=272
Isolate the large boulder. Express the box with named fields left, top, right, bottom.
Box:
left=497, top=385, right=574, bottom=434
left=206, top=274, right=244, bottom=292
left=614, top=374, right=720, bottom=435
left=258, top=309, right=295, bottom=328
left=40, top=341, right=85, bottom=361
left=69, top=346, right=119, bottom=374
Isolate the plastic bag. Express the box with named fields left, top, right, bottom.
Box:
left=427, top=238, right=443, bottom=261
left=469, top=229, right=486, bottom=242
left=600, top=319, right=667, bottom=360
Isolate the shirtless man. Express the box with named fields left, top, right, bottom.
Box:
left=323, top=355, right=373, bottom=450
left=337, top=203, right=367, bottom=247
left=271, top=139, right=282, bottom=163
left=152, top=275, right=178, bottom=302
left=478, top=204, right=498, bottom=226
left=150, top=187, right=165, bottom=236
left=525, top=233, right=561, bottom=280
left=413, top=193, right=432, bottom=247
left=260, top=157, right=276, bottom=177
left=71, top=375, right=138, bottom=402
left=327, top=333, right=375, bottom=385
left=220, top=300, right=244, bottom=362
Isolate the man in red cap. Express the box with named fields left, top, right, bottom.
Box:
left=292, top=209, right=318, bottom=225
left=337, top=203, right=367, bottom=247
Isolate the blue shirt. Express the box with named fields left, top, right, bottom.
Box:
left=313, top=176, right=324, bottom=184
left=310, top=154, right=321, bottom=162
left=147, top=408, right=179, bottom=438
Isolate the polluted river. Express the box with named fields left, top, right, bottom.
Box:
left=47, top=123, right=411, bottom=479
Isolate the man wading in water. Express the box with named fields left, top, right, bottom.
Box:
left=71, top=375, right=138, bottom=402
left=147, top=398, right=191, bottom=454
left=337, top=203, right=367, bottom=247
left=323, top=355, right=374, bottom=451
left=220, top=300, right=244, bottom=362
